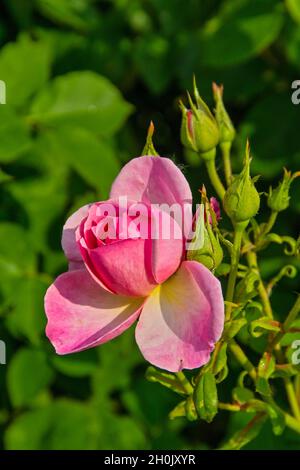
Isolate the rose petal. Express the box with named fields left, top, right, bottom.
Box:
left=135, top=260, right=224, bottom=372
left=78, top=204, right=183, bottom=297
left=150, top=205, right=183, bottom=284
left=110, top=156, right=192, bottom=208
left=45, top=269, right=144, bottom=354
left=62, top=205, right=90, bottom=262
left=78, top=238, right=157, bottom=297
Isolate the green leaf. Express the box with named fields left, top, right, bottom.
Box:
left=0, top=33, right=51, bottom=108
left=212, top=342, right=228, bottom=383
left=234, top=271, right=260, bottom=303
left=256, top=352, right=276, bottom=396
left=284, top=23, right=300, bottom=70
left=193, top=371, right=218, bottom=423
left=279, top=318, right=300, bottom=346
left=219, top=412, right=267, bottom=450
left=92, top=328, right=142, bottom=399
left=44, top=126, right=120, bottom=197
left=5, top=277, right=48, bottom=345
left=35, top=0, right=97, bottom=32
left=232, top=386, right=254, bottom=404
left=5, top=400, right=97, bottom=450
left=51, top=349, right=98, bottom=377
left=5, top=407, right=51, bottom=450
left=198, top=0, right=284, bottom=67
left=266, top=403, right=286, bottom=436
left=0, top=223, right=35, bottom=283
left=35, top=27, right=86, bottom=63
left=0, top=168, right=12, bottom=183
left=185, top=395, right=198, bottom=422
left=7, top=349, right=54, bottom=407
left=169, top=400, right=186, bottom=420
left=286, top=0, right=300, bottom=23
left=250, top=317, right=282, bottom=338
left=0, top=106, right=32, bottom=163
left=7, top=134, right=69, bottom=252
left=145, top=366, right=187, bottom=396
left=223, top=318, right=248, bottom=340
left=30, top=71, right=133, bottom=137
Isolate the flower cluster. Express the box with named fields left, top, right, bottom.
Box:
left=44, top=76, right=300, bottom=448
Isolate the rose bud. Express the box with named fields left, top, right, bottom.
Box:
left=212, top=82, right=235, bottom=145
left=179, top=76, right=219, bottom=160
left=187, top=189, right=223, bottom=271
left=223, top=141, right=260, bottom=224
left=268, top=168, right=300, bottom=213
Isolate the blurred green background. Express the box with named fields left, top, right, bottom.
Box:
left=0, top=0, right=300, bottom=450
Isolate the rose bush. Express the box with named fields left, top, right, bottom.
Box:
left=45, top=156, right=224, bottom=372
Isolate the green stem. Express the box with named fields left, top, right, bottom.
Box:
left=175, top=372, right=193, bottom=395
left=220, top=142, right=232, bottom=187
left=284, top=378, right=300, bottom=421
left=285, top=412, right=300, bottom=434
left=246, top=252, right=300, bottom=421
left=225, top=223, right=246, bottom=321
left=229, top=340, right=257, bottom=382
left=269, top=295, right=300, bottom=350
left=205, top=158, right=226, bottom=200
left=246, top=250, right=273, bottom=318
left=255, top=211, right=278, bottom=250
left=218, top=402, right=240, bottom=412
left=261, top=211, right=278, bottom=238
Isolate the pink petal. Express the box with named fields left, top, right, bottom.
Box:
left=150, top=206, right=183, bottom=284
left=77, top=204, right=183, bottom=297
left=78, top=238, right=157, bottom=297
left=110, top=156, right=192, bottom=208
left=61, top=205, right=90, bottom=262
left=135, top=260, right=224, bottom=372
left=45, top=269, right=144, bottom=354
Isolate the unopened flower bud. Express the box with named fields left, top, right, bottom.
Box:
left=267, top=168, right=300, bottom=213
left=223, top=141, right=260, bottom=223
left=180, top=77, right=219, bottom=157
left=212, top=82, right=235, bottom=145
left=142, top=121, right=159, bottom=156
left=187, top=190, right=223, bottom=271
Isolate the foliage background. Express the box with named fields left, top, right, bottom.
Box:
left=0, top=0, right=299, bottom=450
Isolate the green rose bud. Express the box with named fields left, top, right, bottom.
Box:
left=267, top=168, right=300, bottom=213
left=223, top=141, right=260, bottom=223
left=187, top=189, right=223, bottom=271
left=179, top=76, right=219, bottom=158
left=212, top=82, right=235, bottom=145
left=142, top=121, right=159, bottom=156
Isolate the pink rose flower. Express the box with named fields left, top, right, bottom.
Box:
left=45, top=156, right=224, bottom=372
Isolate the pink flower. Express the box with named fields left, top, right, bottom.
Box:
left=44, top=156, right=224, bottom=372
